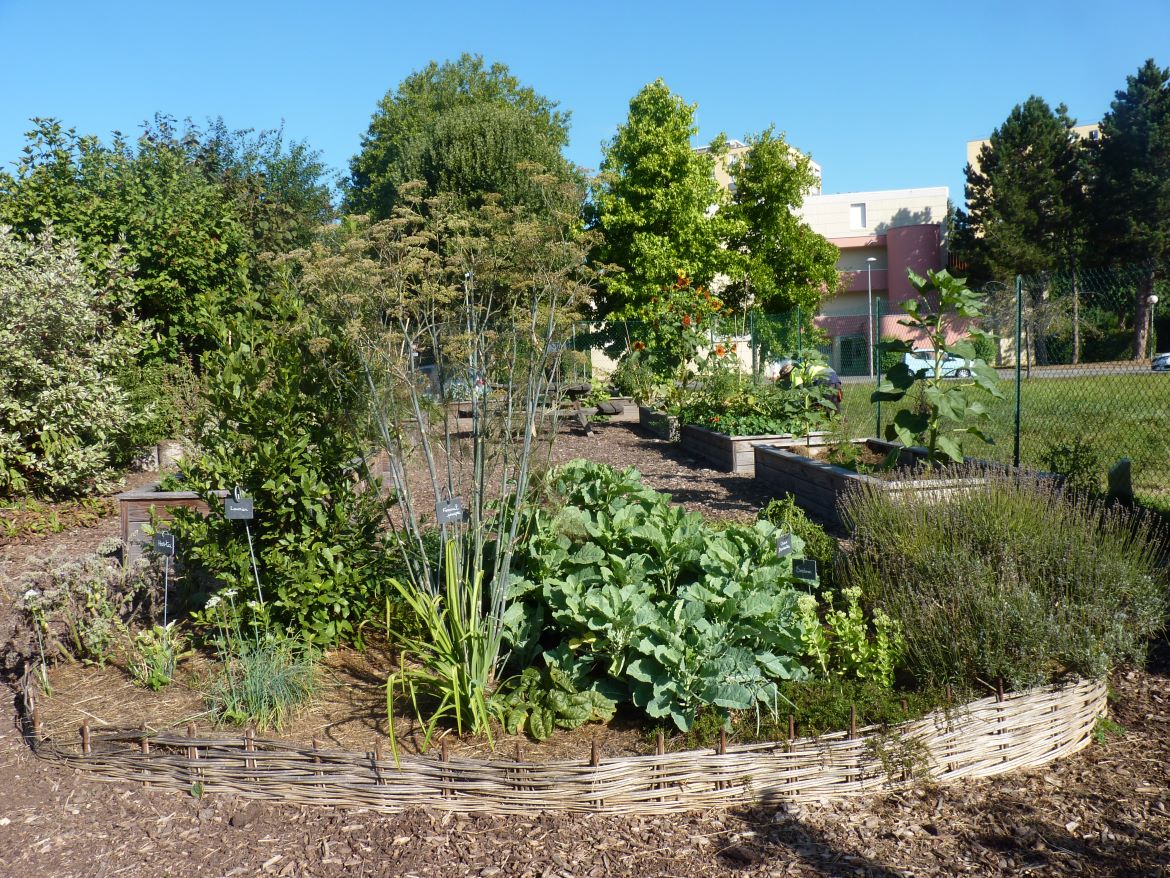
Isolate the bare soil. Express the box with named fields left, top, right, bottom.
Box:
left=1, top=422, right=1168, bottom=877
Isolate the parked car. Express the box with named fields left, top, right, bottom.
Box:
left=1152, top=352, right=1170, bottom=372
left=903, top=349, right=974, bottom=379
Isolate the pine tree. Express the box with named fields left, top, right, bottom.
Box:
left=1090, top=58, right=1170, bottom=358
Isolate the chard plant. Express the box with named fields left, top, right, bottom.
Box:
left=872, top=269, right=1004, bottom=467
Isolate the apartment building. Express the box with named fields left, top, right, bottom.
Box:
left=796, top=187, right=950, bottom=373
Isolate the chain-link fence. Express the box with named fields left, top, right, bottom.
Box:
left=838, top=263, right=1170, bottom=500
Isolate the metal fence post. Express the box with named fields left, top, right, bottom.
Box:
left=1014, top=275, right=1023, bottom=469
left=875, top=299, right=882, bottom=439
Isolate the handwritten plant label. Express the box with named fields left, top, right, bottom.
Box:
left=436, top=497, right=464, bottom=524
left=153, top=530, right=176, bottom=557
left=224, top=497, right=254, bottom=520
left=792, top=559, right=818, bottom=582
left=775, top=532, right=793, bottom=557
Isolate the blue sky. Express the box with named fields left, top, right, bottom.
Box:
left=1, top=0, right=1167, bottom=207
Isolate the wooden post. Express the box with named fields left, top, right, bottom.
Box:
left=373, top=739, right=384, bottom=786
left=140, top=722, right=150, bottom=789
left=440, top=740, right=450, bottom=799
left=186, top=723, right=199, bottom=784
left=244, top=726, right=256, bottom=780
left=900, top=697, right=909, bottom=715
left=589, top=738, right=599, bottom=767
left=80, top=721, right=91, bottom=756
left=655, top=731, right=665, bottom=800
left=849, top=704, right=858, bottom=740
left=945, top=684, right=954, bottom=704
left=716, top=729, right=727, bottom=792
left=788, top=714, right=796, bottom=742
left=32, top=707, right=42, bottom=744
left=996, top=677, right=1005, bottom=703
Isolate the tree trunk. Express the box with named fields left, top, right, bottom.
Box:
left=1133, top=270, right=1154, bottom=360
left=1071, top=267, right=1081, bottom=365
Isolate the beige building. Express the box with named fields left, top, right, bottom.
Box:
left=965, top=124, right=1100, bottom=176
left=696, top=139, right=822, bottom=196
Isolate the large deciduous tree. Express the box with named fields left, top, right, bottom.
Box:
left=346, top=54, right=573, bottom=218
left=587, top=80, right=727, bottom=319
left=1090, top=58, right=1170, bottom=358
left=722, top=127, right=838, bottom=315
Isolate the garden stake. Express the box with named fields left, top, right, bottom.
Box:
left=655, top=731, right=665, bottom=800
left=32, top=707, right=41, bottom=744
left=900, top=698, right=909, bottom=715
left=80, top=721, right=91, bottom=755
left=373, top=739, right=384, bottom=786
left=788, top=714, right=795, bottom=742
left=716, top=729, right=727, bottom=791
left=945, top=685, right=954, bottom=704
left=996, top=677, right=1005, bottom=702
left=590, top=738, right=599, bottom=767
left=849, top=705, right=858, bottom=739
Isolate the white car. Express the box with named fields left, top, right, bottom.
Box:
left=1153, top=353, right=1170, bottom=372
left=903, top=349, right=975, bottom=379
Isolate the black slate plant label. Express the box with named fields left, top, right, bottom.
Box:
left=793, top=559, right=818, bottom=582
left=153, top=530, right=176, bottom=556
left=225, top=497, right=254, bottom=520
left=436, top=497, right=464, bottom=524
left=775, top=532, right=793, bottom=557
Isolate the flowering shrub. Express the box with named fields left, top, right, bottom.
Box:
left=0, top=227, right=146, bottom=497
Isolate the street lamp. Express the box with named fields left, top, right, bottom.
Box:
left=866, top=257, right=877, bottom=377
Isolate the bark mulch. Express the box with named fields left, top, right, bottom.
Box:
left=0, top=423, right=1167, bottom=877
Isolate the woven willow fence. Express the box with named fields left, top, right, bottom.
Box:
left=21, top=677, right=1105, bottom=814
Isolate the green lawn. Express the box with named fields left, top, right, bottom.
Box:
left=839, top=373, right=1170, bottom=494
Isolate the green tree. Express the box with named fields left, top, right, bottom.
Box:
left=951, top=97, right=1089, bottom=363
left=346, top=54, right=572, bottom=218
left=0, top=117, right=334, bottom=362
left=587, top=80, right=727, bottom=318
left=1090, top=58, right=1170, bottom=358
left=722, top=127, right=838, bottom=320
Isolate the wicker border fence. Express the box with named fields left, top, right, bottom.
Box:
left=21, top=677, right=1105, bottom=814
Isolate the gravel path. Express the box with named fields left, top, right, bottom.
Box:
left=1, top=422, right=1167, bottom=877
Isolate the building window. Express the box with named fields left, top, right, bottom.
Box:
left=849, top=202, right=867, bottom=229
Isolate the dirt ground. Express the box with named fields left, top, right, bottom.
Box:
left=1, top=421, right=1168, bottom=877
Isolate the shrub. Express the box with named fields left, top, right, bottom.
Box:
left=969, top=331, right=998, bottom=365
left=0, top=227, right=146, bottom=497
left=839, top=471, right=1169, bottom=690
left=1042, top=438, right=1103, bottom=496
left=169, top=281, right=392, bottom=645
left=115, top=356, right=205, bottom=457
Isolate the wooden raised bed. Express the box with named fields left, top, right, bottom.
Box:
left=638, top=406, right=679, bottom=441
left=754, top=439, right=987, bottom=527
left=680, top=425, right=829, bottom=475
left=117, top=484, right=211, bottom=566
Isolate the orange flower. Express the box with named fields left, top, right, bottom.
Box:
left=715, top=344, right=727, bottom=357
left=682, top=314, right=692, bottom=327
left=632, top=340, right=646, bottom=351
left=675, top=273, right=690, bottom=289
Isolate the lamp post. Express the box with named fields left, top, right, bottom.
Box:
left=866, top=257, right=877, bottom=377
